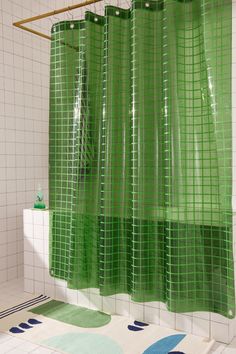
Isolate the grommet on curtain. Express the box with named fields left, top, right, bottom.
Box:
left=145, top=2, right=150, bottom=8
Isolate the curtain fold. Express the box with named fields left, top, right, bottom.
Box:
left=49, top=0, right=235, bottom=318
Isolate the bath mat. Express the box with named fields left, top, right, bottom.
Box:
left=29, top=300, right=111, bottom=328
left=0, top=296, right=214, bottom=354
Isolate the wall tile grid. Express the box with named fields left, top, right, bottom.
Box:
left=0, top=0, right=58, bottom=284
left=10, top=0, right=235, bottom=345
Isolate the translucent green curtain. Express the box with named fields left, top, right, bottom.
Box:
left=49, top=0, right=235, bottom=318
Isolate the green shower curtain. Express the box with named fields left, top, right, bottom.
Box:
left=49, top=0, right=235, bottom=318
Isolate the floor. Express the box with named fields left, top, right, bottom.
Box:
left=0, top=279, right=235, bottom=354
left=0, top=279, right=61, bottom=354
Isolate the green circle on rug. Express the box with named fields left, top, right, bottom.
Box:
left=30, top=300, right=111, bottom=328
left=43, top=333, right=123, bottom=354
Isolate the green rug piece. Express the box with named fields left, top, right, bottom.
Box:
left=42, top=333, right=123, bottom=354
left=29, top=300, right=111, bottom=328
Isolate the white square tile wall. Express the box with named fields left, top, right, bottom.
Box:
left=0, top=0, right=58, bottom=284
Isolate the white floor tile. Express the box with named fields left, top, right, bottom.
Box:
left=6, top=349, right=29, bottom=354
left=0, top=333, right=13, bottom=345
left=14, top=341, right=39, bottom=352
left=31, top=346, right=55, bottom=354
left=210, top=342, right=227, bottom=353
left=0, top=337, right=24, bottom=352
left=222, top=347, right=236, bottom=354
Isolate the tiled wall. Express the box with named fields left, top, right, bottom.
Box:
left=0, top=0, right=57, bottom=284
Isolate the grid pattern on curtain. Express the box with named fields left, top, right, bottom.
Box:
left=49, top=0, right=235, bottom=318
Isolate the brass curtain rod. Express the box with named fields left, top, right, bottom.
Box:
left=13, top=0, right=102, bottom=41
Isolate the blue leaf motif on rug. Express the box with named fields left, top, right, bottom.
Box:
left=134, top=321, right=149, bottom=327
left=128, top=325, right=144, bottom=331
left=143, top=334, right=186, bottom=354
left=28, top=318, right=42, bottom=325
left=9, top=327, right=24, bottom=334
left=19, top=322, right=33, bottom=329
